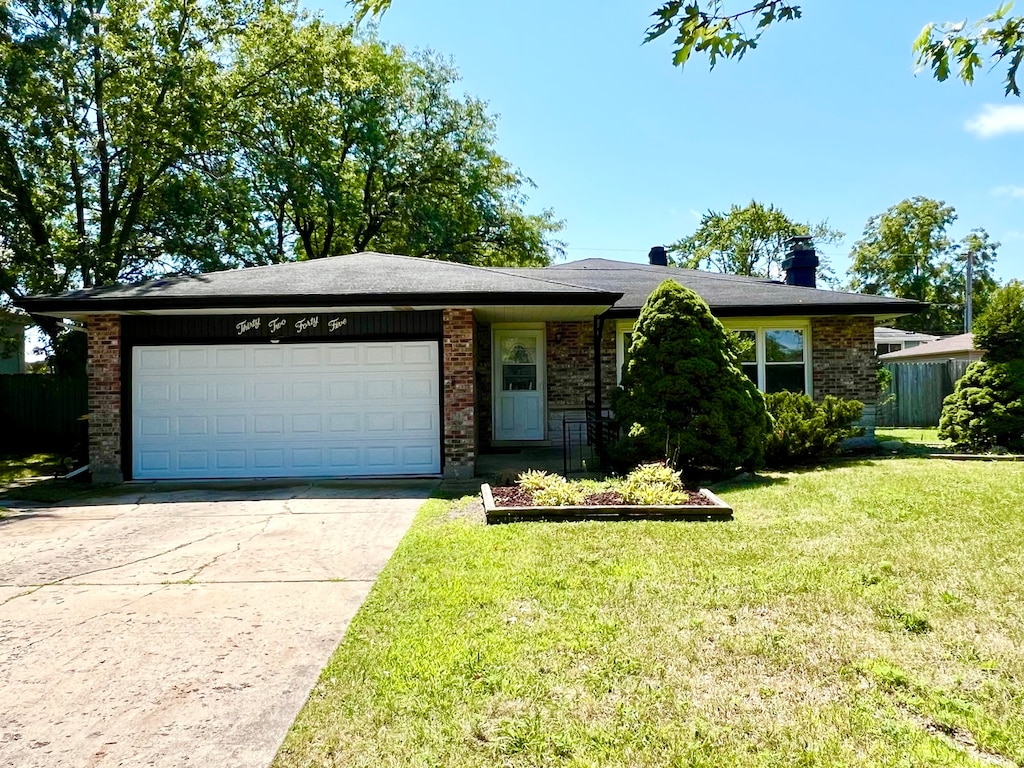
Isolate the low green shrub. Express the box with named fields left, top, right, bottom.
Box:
left=619, top=463, right=691, bottom=505
left=516, top=469, right=560, bottom=494
left=532, top=479, right=587, bottom=507
left=763, top=392, right=863, bottom=468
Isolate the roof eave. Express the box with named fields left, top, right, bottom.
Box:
left=17, top=290, right=622, bottom=316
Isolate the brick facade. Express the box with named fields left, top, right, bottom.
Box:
left=811, top=316, right=878, bottom=404
left=86, top=314, right=123, bottom=483
left=443, top=308, right=476, bottom=477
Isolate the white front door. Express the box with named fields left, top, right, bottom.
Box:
left=493, top=329, right=545, bottom=441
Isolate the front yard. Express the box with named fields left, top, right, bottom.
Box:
left=274, top=458, right=1024, bottom=767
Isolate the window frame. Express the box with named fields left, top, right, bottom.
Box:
left=615, top=317, right=813, bottom=395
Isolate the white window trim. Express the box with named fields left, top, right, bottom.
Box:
left=721, top=318, right=813, bottom=396
left=615, top=319, right=636, bottom=385
left=615, top=317, right=813, bottom=396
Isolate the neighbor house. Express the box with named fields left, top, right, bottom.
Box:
left=873, top=326, right=940, bottom=357
left=878, top=332, right=983, bottom=364
left=18, top=242, right=924, bottom=482
left=0, top=310, right=29, bottom=374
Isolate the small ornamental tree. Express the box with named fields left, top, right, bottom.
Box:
left=940, top=281, right=1024, bottom=451
left=611, top=279, right=767, bottom=479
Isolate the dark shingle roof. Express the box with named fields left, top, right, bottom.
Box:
left=18, top=252, right=618, bottom=313
left=17, top=252, right=926, bottom=320
left=534, top=258, right=924, bottom=317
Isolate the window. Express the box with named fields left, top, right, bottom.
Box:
left=764, top=329, right=805, bottom=393
left=876, top=343, right=902, bottom=356
left=615, top=321, right=635, bottom=384
left=616, top=319, right=811, bottom=396
left=736, top=329, right=757, bottom=383
left=722, top=321, right=811, bottom=395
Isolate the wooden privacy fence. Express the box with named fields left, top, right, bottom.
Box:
left=0, top=375, right=88, bottom=453
left=876, top=360, right=973, bottom=427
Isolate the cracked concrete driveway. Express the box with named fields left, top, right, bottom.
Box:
left=0, top=481, right=434, bottom=768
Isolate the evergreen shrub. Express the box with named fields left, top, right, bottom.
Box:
left=611, top=280, right=767, bottom=480
left=763, top=391, right=863, bottom=468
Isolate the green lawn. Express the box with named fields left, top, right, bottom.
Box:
left=875, top=428, right=948, bottom=448
left=274, top=459, right=1024, bottom=767
left=0, top=452, right=62, bottom=485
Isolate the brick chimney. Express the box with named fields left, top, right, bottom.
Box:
left=782, top=236, right=818, bottom=288
left=648, top=246, right=668, bottom=267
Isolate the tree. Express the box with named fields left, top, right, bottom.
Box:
left=1, top=1, right=561, bottom=346
left=671, top=200, right=843, bottom=284
left=611, top=279, right=767, bottom=480
left=224, top=12, right=561, bottom=265
left=0, top=0, right=246, bottom=339
left=354, top=2, right=1024, bottom=95
left=939, top=281, right=1024, bottom=451
left=848, top=197, right=999, bottom=334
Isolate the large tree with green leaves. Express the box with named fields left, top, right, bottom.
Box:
left=1, top=1, right=561, bottom=344
left=848, top=197, right=999, bottom=334
left=670, top=200, right=842, bottom=284
left=223, top=9, right=561, bottom=265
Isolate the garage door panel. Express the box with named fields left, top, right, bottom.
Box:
left=133, top=341, right=440, bottom=479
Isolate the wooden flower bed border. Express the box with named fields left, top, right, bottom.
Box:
left=481, top=483, right=733, bottom=525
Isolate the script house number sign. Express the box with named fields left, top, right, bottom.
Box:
left=233, top=314, right=349, bottom=339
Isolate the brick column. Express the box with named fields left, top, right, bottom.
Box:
left=811, top=316, right=878, bottom=436
left=87, top=314, right=123, bottom=483
left=443, top=308, right=476, bottom=478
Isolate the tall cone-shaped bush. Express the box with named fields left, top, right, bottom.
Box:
left=612, top=279, right=767, bottom=478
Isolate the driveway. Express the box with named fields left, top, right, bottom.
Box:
left=0, top=481, right=434, bottom=768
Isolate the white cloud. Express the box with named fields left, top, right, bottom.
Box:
left=992, top=185, right=1024, bottom=198
left=965, top=104, right=1024, bottom=138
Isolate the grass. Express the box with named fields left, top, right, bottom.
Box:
left=274, top=458, right=1024, bottom=768
left=874, top=428, right=948, bottom=448
left=0, top=452, right=62, bottom=485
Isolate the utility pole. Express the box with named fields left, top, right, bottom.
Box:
left=965, top=247, right=975, bottom=333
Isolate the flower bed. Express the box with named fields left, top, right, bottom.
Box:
left=481, top=466, right=732, bottom=524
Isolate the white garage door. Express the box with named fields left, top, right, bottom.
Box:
left=132, top=341, right=441, bottom=479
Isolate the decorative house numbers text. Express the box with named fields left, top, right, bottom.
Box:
left=233, top=314, right=350, bottom=338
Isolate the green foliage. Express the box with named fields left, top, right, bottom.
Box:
left=915, top=5, right=1024, bottom=96
left=0, top=1, right=560, bottom=344
left=849, top=198, right=999, bottom=335
left=612, top=279, right=767, bottom=479
left=763, top=391, right=863, bottom=468
left=670, top=200, right=843, bottom=285
left=619, top=463, right=690, bottom=505
left=940, top=282, right=1024, bottom=451
left=516, top=469, right=559, bottom=494
left=972, top=280, right=1024, bottom=363
left=939, top=359, right=1024, bottom=452
left=357, top=1, right=1024, bottom=94
left=531, top=479, right=587, bottom=507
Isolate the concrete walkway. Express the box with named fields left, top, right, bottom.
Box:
left=0, top=481, right=434, bottom=768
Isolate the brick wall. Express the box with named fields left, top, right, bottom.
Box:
left=545, top=321, right=618, bottom=446
left=87, top=314, right=123, bottom=483
left=443, top=308, right=476, bottom=478
left=811, top=316, right=877, bottom=404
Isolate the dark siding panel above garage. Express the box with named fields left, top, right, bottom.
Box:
left=122, top=310, right=442, bottom=343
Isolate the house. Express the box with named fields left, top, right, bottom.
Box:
left=17, top=242, right=924, bottom=483
left=0, top=310, right=29, bottom=374
left=878, top=332, right=983, bottom=364
left=874, top=326, right=940, bottom=357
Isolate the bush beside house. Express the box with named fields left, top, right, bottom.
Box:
left=763, top=391, right=863, bottom=467
left=612, top=280, right=767, bottom=481
left=940, top=281, right=1024, bottom=451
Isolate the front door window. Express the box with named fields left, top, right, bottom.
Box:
left=501, top=337, right=538, bottom=391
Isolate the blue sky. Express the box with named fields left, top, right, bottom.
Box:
left=308, top=0, right=1024, bottom=284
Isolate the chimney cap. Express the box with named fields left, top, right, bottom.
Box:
left=648, top=245, right=668, bottom=267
